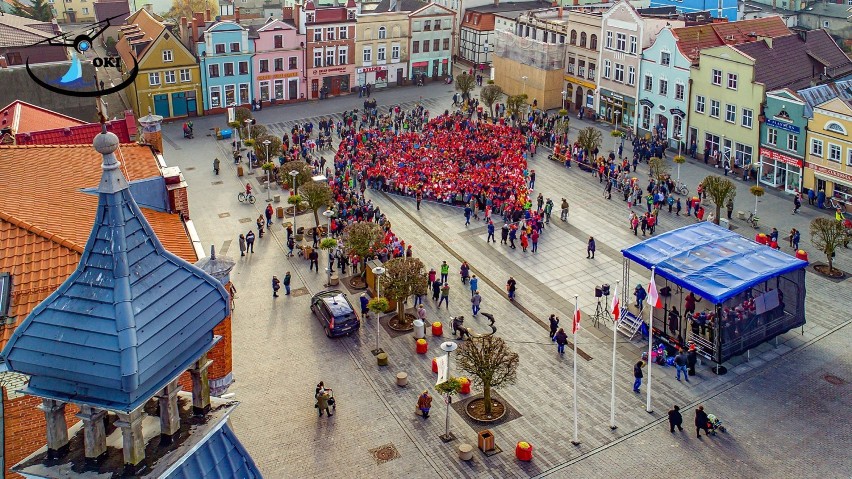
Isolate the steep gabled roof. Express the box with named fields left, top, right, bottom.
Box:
left=0, top=100, right=86, bottom=135
left=14, top=111, right=136, bottom=145
left=162, top=420, right=262, bottom=479
left=0, top=131, right=228, bottom=412
left=672, top=16, right=790, bottom=62
left=0, top=12, right=57, bottom=48
left=116, top=8, right=167, bottom=62
left=798, top=79, right=852, bottom=117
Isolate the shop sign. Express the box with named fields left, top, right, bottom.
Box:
left=312, top=66, right=348, bottom=76
left=639, top=98, right=654, bottom=108
left=257, top=71, right=299, bottom=81
left=357, top=66, right=387, bottom=73
left=760, top=147, right=803, bottom=168
left=806, top=163, right=852, bottom=184
left=563, top=75, right=596, bottom=90
left=765, top=118, right=800, bottom=134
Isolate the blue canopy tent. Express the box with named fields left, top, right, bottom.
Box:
left=622, top=222, right=807, bottom=365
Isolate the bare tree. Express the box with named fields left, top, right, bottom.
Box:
left=455, top=335, right=519, bottom=416
left=380, top=257, right=429, bottom=325
left=341, top=222, right=385, bottom=276
left=455, top=72, right=476, bottom=99
left=702, top=175, right=736, bottom=225
left=810, top=217, right=846, bottom=275
left=648, top=157, right=670, bottom=180
left=505, top=94, right=528, bottom=121
left=300, top=181, right=332, bottom=227
left=479, top=84, right=503, bottom=117
left=279, top=160, right=313, bottom=193
left=577, top=127, right=602, bottom=157
left=254, top=134, right=282, bottom=163
left=165, top=0, right=218, bottom=23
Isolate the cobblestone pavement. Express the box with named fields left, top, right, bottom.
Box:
left=161, top=85, right=850, bottom=478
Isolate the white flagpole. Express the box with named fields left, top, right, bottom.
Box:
left=610, top=280, right=620, bottom=430
left=572, top=294, right=580, bottom=445
left=646, top=267, right=655, bottom=414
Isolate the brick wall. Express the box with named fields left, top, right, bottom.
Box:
left=3, top=390, right=79, bottom=479
left=170, top=185, right=190, bottom=220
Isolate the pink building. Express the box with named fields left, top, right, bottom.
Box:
left=253, top=18, right=307, bottom=106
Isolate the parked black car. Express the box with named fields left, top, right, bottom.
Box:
left=310, top=290, right=360, bottom=337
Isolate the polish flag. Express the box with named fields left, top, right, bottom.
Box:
left=647, top=273, right=663, bottom=309
left=573, top=300, right=581, bottom=334
left=611, top=284, right=621, bottom=321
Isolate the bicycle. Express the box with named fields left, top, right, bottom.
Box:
left=238, top=191, right=256, bottom=204
left=826, top=196, right=846, bottom=211
left=674, top=181, right=689, bottom=196
left=747, top=211, right=759, bottom=229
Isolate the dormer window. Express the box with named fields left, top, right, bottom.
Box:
left=307, top=13, right=315, bottom=22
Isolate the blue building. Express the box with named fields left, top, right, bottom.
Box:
left=1, top=127, right=261, bottom=478
left=637, top=26, right=690, bottom=150
left=757, top=89, right=807, bottom=194
left=197, top=20, right=255, bottom=113
left=648, top=0, right=738, bottom=21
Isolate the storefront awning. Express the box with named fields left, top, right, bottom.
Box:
left=412, top=62, right=428, bottom=67
left=639, top=98, right=654, bottom=108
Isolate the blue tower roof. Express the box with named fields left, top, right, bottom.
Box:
left=163, top=420, right=263, bottom=479
left=0, top=130, right=230, bottom=412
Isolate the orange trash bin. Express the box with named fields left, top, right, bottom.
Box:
left=416, top=338, right=428, bottom=354
left=431, top=357, right=438, bottom=373
left=431, top=321, right=443, bottom=336
left=516, top=441, right=533, bottom=461
left=796, top=250, right=808, bottom=261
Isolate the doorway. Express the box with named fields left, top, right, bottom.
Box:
left=574, top=87, right=583, bottom=111
left=397, top=68, right=404, bottom=86
left=171, top=92, right=187, bottom=117
left=311, top=79, right=319, bottom=99
left=153, top=94, right=170, bottom=118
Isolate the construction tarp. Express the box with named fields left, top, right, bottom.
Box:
left=621, top=222, right=808, bottom=304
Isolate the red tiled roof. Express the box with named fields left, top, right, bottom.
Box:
left=15, top=111, right=137, bottom=145
left=672, top=17, right=790, bottom=62
left=0, top=100, right=86, bottom=135
left=0, top=143, right=196, bottom=350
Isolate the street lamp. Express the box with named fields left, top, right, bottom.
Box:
left=263, top=139, right=272, bottom=202
left=521, top=75, right=528, bottom=95
left=289, top=170, right=299, bottom=234
left=371, top=266, right=386, bottom=356
left=561, top=90, right=567, bottom=110
left=323, top=209, right=334, bottom=287
left=439, top=340, right=458, bottom=443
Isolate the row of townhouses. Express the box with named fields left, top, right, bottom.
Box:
left=492, top=0, right=852, bottom=203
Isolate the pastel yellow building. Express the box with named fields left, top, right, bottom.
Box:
left=117, top=8, right=203, bottom=120
left=804, top=97, right=852, bottom=210
left=52, top=0, right=98, bottom=23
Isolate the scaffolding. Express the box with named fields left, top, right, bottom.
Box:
left=493, top=30, right=566, bottom=71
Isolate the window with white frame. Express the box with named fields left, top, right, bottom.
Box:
left=712, top=69, right=722, bottom=85
left=710, top=99, right=720, bottom=118
left=339, top=26, right=348, bottom=39
left=828, top=144, right=842, bottom=162
left=378, top=26, right=386, bottom=39
left=787, top=134, right=797, bottom=152
left=811, top=138, right=823, bottom=156
left=629, top=35, right=637, bottom=54
left=673, top=115, right=682, bottom=138
left=363, top=47, right=372, bottom=63
left=210, top=86, right=221, bottom=108
left=392, top=44, right=400, bottom=60
left=327, top=27, right=335, bottom=40
left=767, top=128, right=777, bottom=145
left=641, top=105, right=651, bottom=129
left=377, top=46, right=386, bottom=61
left=180, top=69, right=191, bottom=82
left=848, top=148, right=852, bottom=166
left=259, top=59, right=269, bottom=72
left=603, top=60, right=611, bottom=79
left=696, top=95, right=705, bottom=113
left=314, top=29, right=322, bottom=41
left=742, top=108, right=753, bottom=128
left=162, top=50, right=173, bottom=62
left=725, top=104, right=736, bottom=123
left=325, top=48, right=334, bottom=65
left=614, top=63, right=624, bottom=82
left=224, top=85, right=235, bottom=106
left=644, top=74, right=653, bottom=91
left=313, top=50, right=322, bottom=67
left=736, top=143, right=753, bottom=166
left=659, top=78, right=668, bottom=96
left=208, top=64, right=220, bottom=77
left=615, top=33, right=626, bottom=51
left=274, top=58, right=283, bottom=71
left=259, top=80, right=270, bottom=101
left=338, top=46, right=347, bottom=65
left=675, top=83, right=684, bottom=101
left=148, top=72, right=160, bottom=86
left=727, top=73, right=738, bottom=90
left=605, top=31, right=613, bottom=49
left=627, top=66, right=635, bottom=86
left=164, top=70, right=176, bottom=84
left=660, top=51, right=670, bottom=66
left=274, top=79, right=284, bottom=100
left=239, top=83, right=249, bottom=104
left=230, top=42, right=240, bottom=53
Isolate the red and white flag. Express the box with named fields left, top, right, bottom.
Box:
left=573, top=300, right=581, bottom=334
left=611, top=284, right=621, bottom=322
left=647, top=272, right=663, bottom=309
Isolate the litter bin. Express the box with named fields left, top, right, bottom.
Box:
left=478, top=430, right=495, bottom=452
left=276, top=206, right=285, bottom=218
left=718, top=217, right=730, bottom=230
left=413, top=320, right=425, bottom=339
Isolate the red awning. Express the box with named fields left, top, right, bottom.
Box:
left=412, top=62, right=428, bottom=67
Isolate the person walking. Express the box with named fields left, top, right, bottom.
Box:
left=309, top=249, right=319, bottom=272
left=549, top=314, right=560, bottom=339
left=459, top=261, right=470, bottom=284
left=239, top=234, right=247, bottom=256
left=256, top=216, right=265, bottom=238
left=674, top=349, right=690, bottom=382
left=440, top=261, right=449, bottom=283
left=360, top=293, right=369, bottom=316
left=469, top=275, right=479, bottom=296
left=464, top=205, right=472, bottom=225
left=687, top=343, right=698, bottom=376
left=506, top=276, right=517, bottom=301
left=531, top=230, right=539, bottom=253
left=283, top=271, right=291, bottom=295
left=245, top=230, right=256, bottom=253
left=668, top=405, right=684, bottom=433
left=553, top=328, right=568, bottom=355
left=790, top=228, right=800, bottom=250
left=695, top=406, right=710, bottom=438
left=417, top=391, right=433, bottom=418
left=633, top=361, right=644, bottom=393
left=508, top=226, right=517, bottom=249
left=792, top=193, right=802, bottom=214
left=501, top=223, right=509, bottom=244
left=560, top=198, right=570, bottom=221
left=417, top=304, right=427, bottom=322
left=286, top=236, right=295, bottom=257
left=587, top=236, right=596, bottom=259
left=272, top=276, right=281, bottom=297
left=486, top=221, right=496, bottom=243
left=316, top=388, right=332, bottom=417
left=726, top=198, right=734, bottom=220
left=432, top=279, right=442, bottom=301
left=520, top=232, right=529, bottom=252
left=634, top=284, right=647, bottom=310
left=438, top=283, right=450, bottom=309
left=265, top=203, right=274, bottom=227
left=471, top=291, right=482, bottom=316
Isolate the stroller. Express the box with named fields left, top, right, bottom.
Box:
left=182, top=121, right=194, bottom=139
left=706, top=413, right=726, bottom=435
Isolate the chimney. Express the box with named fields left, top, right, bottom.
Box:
left=558, top=6, right=563, bottom=18
left=283, top=6, right=293, bottom=19
left=180, top=16, right=188, bottom=44
left=163, top=166, right=190, bottom=219
left=396, top=0, right=402, bottom=12
left=206, top=8, right=212, bottom=21
left=294, top=3, right=302, bottom=29
left=235, top=6, right=240, bottom=23
left=143, top=3, right=153, bottom=13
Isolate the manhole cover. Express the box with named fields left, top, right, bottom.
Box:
left=368, top=443, right=400, bottom=465
left=239, top=218, right=252, bottom=224
left=290, top=287, right=309, bottom=297
left=218, top=212, right=231, bottom=218
left=212, top=180, right=224, bottom=185
left=185, top=167, right=196, bottom=171
left=824, top=375, right=845, bottom=385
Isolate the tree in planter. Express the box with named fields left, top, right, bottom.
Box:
left=505, top=94, right=528, bottom=121
left=648, top=157, right=670, bottom=180
left=287, top=193, right=303, bottom=212
left=749, top=185, right=765, bottom=215
left=480, top=84, right=503, bottom=117
left=254, top=134, right=282, bottom=163
left=342, top=222, right=385, bottom=277
left=301, top=181, right=333, bottom=227
left=455, top=335, right=519, bottom=417
left=810, top=218, right=846, bottom=275
left=279, top=160, right=313, bottom=192
left=702, top=175, right=736, bottom=225
left=248, top=124, right=267, bottom=140
left=455, top=72, right=476, bottom=100
left=577, top=126, right=602, bottom=158
left=381, top=257, right=428, bottom=326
